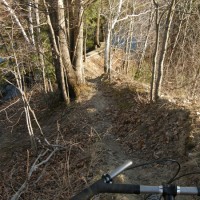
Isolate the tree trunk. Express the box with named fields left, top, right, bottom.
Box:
left=68, top=0, right=75, bottom=61
left=150, top=1, right=160, bottom=102
left=104, top=26, right=111, bottom=73
left=2, top=0, right=30, bottom=43
left=74, top=0, right=85, bottom=84
left=43, top=0, right=63, bottom=97
left=136, top=8, right=154, bottom=77
left=95, top=6, right=101, bottom=48
left=44, top=0, right=79, bottom=102
left=150, top=0, right=175, bottom=102
left=57, top=0, right=79, bottom=101
left=83, top=27, right=87, bottom=62
left=35, top=0, right=47, bottom=92
left=155, top=0, right=175, bottom=99
left=28, top=0, right=35, bottom=46
left=104, top=0, right=123, bottom=74
left=123, top=20, right=134, bottom=74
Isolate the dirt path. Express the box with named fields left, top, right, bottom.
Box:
left=79, top=74, right=143, bottom=199
left=78, top=58, right=195, bottom=200
left=79, top=63, right=162, bottom=199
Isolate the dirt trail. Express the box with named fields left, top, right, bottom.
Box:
left=82, top=81, right=173, bottom=200
left=80, top=56, right=196, bottom=200
left=80, top=72, right=143, bottom=199
left=81, top=62, right=162, bottom=200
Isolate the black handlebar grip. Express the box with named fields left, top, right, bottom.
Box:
left=70, top=179, right=103, bottom=200
left=71, top=181, right=141, bottom=200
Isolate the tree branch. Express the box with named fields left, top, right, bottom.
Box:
left=2, top=0, right=31, bottom=44
left=116, top=9, right=152, bottom=23
left=11, top=149, right=58, bottom=200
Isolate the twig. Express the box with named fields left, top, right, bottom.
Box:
left=0, top=99, right=20, bottom=113
left=91, top=127, right=102, bottom=141
left=11, top=148, right=58, bottom=200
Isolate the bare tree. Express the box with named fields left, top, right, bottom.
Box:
left=135, top=5, right=154, bottom=77
left=94, top=5, right=101, bottom=48
left=44, top=0, right=80, bottom=103
left=2, top=0, right=30, bottom=43
left=150, top=0, right=175, bottom=102
left=28, top=0, right=36, bottom=46
left=73, top=0, right=85, bottom=84
left=34, top=0, right=48, bottom=92
left=103, top=0, right=123, bottom=75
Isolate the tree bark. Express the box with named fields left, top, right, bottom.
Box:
left=44, top=0, right=79, bottom=102
left=28, top=0, right=35, bottom=46
left=104, top=26, right=111, bottom=73
left=74, top=0, right=85, bottom=84
left=57, top=0, right=79, bottom=101
left=150, top=0, right=175, bottom=102
left=35, top=0, right=47, bottom=92
left=150, top=0, right=160, bottom=102
left=104, top=0, right=123, bottom=74
left=95, top=6, right=101, bottom=48
left=155, top=0, right=175, bottom=99
left=2, top=0, right=30, bottom=44
left=136, top=8, right=154, bottom=77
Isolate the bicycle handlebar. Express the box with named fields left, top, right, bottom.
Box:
left=71, top=161, right=200, bottom=200
left=71, top=182, right=200, bottom=200
left=109, top=160, right=133, bottom=180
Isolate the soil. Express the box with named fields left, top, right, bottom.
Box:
left=0, top=53, right=200, bottom=199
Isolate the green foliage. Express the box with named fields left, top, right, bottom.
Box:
left=84, top=1, right=100, bottom=25
left=84, top=0, right=101, bottom=49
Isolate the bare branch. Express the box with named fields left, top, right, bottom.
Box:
left=0, top=99, right=20, bottom=113
left=11, top=149, right=58, bottom=200
left=2, top=0, right=31, bottom=44
left=116, top=10, right=152, bottom=23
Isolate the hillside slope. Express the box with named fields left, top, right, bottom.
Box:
left=0, top=53, right=200, bottom=199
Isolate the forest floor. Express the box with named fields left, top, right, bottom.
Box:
left=0, top=53, right=200, bottom=199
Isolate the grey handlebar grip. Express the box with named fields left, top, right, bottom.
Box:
left=108, top=160, right=133, bottom=179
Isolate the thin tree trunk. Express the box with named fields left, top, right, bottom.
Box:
left=95, top=6, right=101, bottom=48
left=35, top=0, right=47, bottom=92
left=154, top=0, right=175, bottom=99
left=43, top=0, right=59, bottom=55
left=2, top=0, right=30, bottom=44
left=167, top=0, right=192, bottom=73
left=191, top=66, right=200, bottom=98
left=123, top=20, right=133, bottom=75
left=28, top=0, right=35, bottom=46
left=150, top=0, right=160, bottom=102
left=74, top=0, right=85, bottom=84
left=12, top=51, right=37, bottom=151
left=174, top=0, right=192, bottom=85
left=104, top=27, right=111, bottom=73
left=104, top=0, right=123, bottom=74
left=136, top=8, right=154, bottom=77
left=43, top=0, right=62, bottom=96
left=68, top=0, right=75, bottom=61
left=57, top=0, right=79, bottom=100
left=83, top=27, right=87, bottom=62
